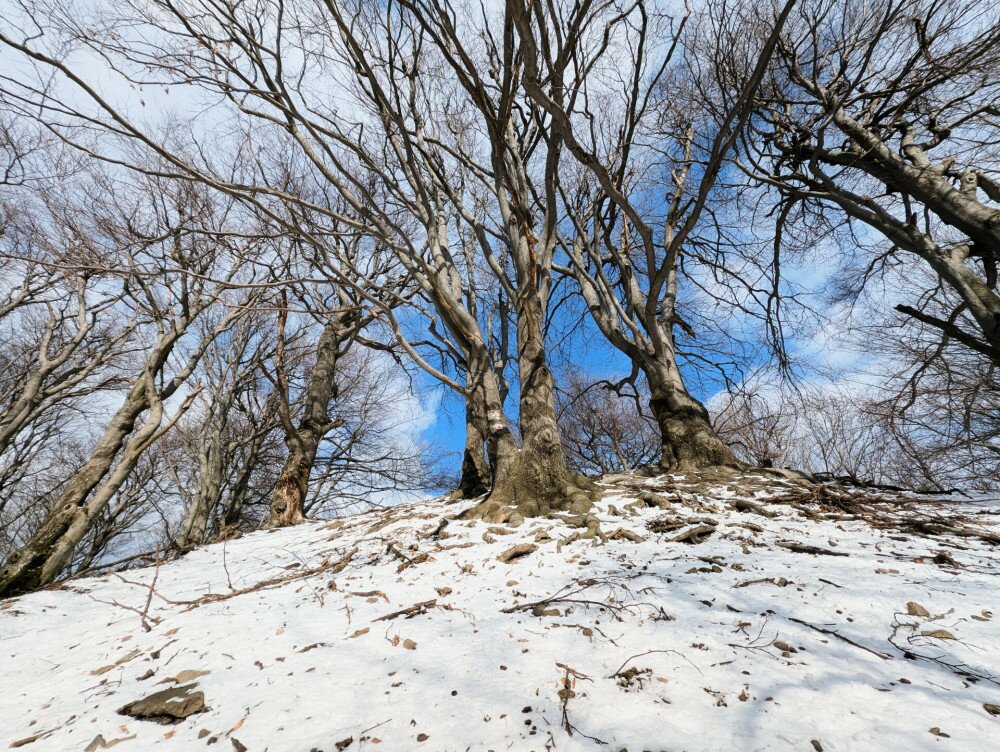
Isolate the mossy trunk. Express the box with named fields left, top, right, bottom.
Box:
left=174, top=433, right=226, bottom=550
left=0, top=380, right=162, bottom=598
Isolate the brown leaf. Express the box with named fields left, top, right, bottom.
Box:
left=159, top=669, right=210, bottom=684
left=920, top=629, right=956, bottom=640
left=403, top=639, right=417, bottom=650
left=907, top=602, right=931, bottom=618
left=349, top=628, right=370, bottom=639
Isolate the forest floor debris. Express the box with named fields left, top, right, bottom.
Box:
left=1, top=472, right=998, bottom=751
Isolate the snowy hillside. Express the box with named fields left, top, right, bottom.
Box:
left=2, top=472, right=999, bottom=752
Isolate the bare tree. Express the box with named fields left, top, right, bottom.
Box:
left=0, top=0, right=515, bottom=505
left=719, top=0, right=1000, bottom=366
left=0, top=170, right=263, bottom=596
left=172, top=309, right=282, bottom=548
left=506, top=0, right=796, bottom=471
left=557, top=375, right=660, bottom=475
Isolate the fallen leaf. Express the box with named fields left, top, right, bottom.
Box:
left=907, top=602, right=930, bottom=618
left=349, top=628, right=370, bottom=639
left=920, top=629, right=956, bottom=640
left=159, top=669, right=210, bottom=684
left=403, top=639, right=417, bottom=650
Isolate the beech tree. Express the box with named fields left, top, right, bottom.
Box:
left=507, top=0, right=797, bottom=470
left=7, top=0, right=595, bottom=516
left=0, top=170, right=264, bottom=596
left=719, top=0, right=1000, bottom=365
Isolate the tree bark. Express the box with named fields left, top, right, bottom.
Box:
left=471, top=293, right=595, bottom=521
left=174, top=430, right=226, bottom=550
left=266, top=315, right=350, bottom=528
left=645, top=354, right=737, bottom=472
left=457, top=399, right=490, bottom=498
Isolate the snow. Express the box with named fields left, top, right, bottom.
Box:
left=2, top=472, right=999, bottom=751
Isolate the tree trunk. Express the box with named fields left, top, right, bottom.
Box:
left=0, top=378, right=161, bottom=597
left=457, top=399, right=490, bottom=498
left=174, top=433, right=225, bottom=550
left=470, top=293, right=595, bottom=521
left=266, top=316, right=348, bottom=528
left=647, top=365, right=737, bottom=473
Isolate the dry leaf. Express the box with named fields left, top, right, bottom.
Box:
left=349, top=628, right=370, bottom=639
left=920, top=629, right=956, bottom=640
left=403, top=638, right=417, bottom=650
left=159, top=668, right=211, bottom=684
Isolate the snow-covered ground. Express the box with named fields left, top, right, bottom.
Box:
left=2, top=473, right=998, bottom=751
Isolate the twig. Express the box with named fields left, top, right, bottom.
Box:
left=607, top=648, right=703, bottom=678
left=788, top=617, right=892, bottom=660
left=139, top=555, right=161, bottom=632
left=175, top=547, right=357, bottom=610
left=372, top=599, right=437, bottom=622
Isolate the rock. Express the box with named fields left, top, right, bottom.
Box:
left=906, top=602, right=931, bottom=617
left=497, top=543, right=537, bottom=563
left=435, top=586, right=453, bottom=596
left=983, top=704, right=1000, bottom=716
left=772, top=640, right=796, bottom=653
left=335, top=737, right=354, bottom=750
left=928, top=727, right=950, bottom=738
left=920, top=629, right=956, bottom=640
left=118, top=684, right=207, bottom=724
